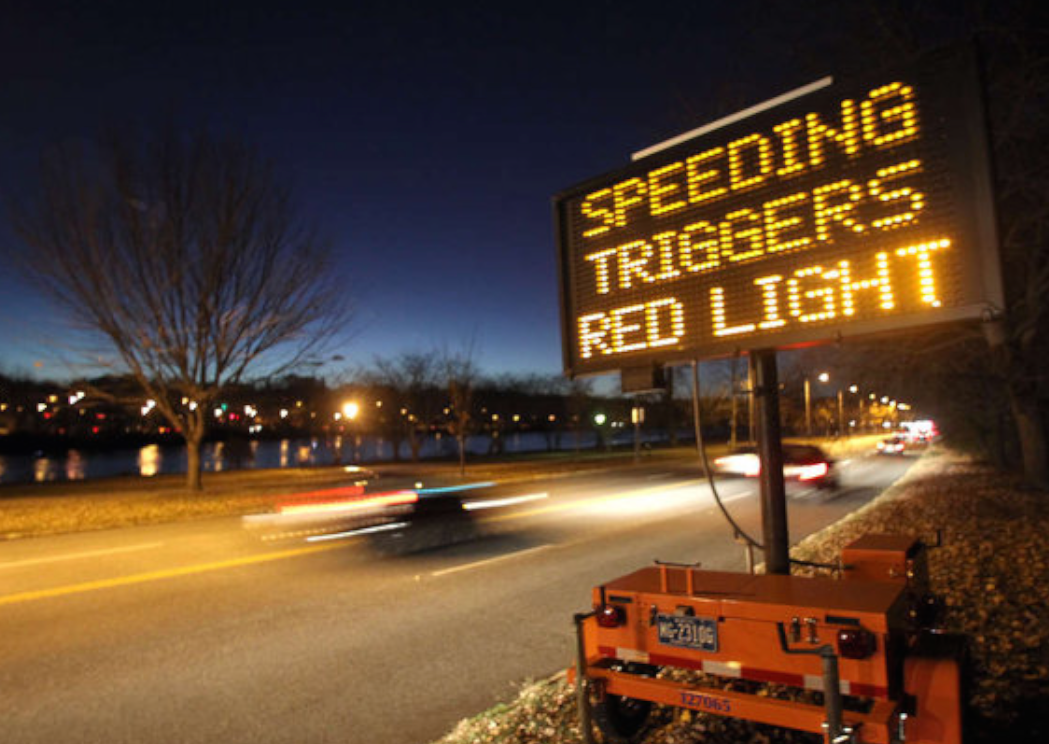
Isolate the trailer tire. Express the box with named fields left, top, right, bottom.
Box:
left=591, top=663, right=658, bottom=744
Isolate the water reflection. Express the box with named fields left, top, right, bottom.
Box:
left=0, top=429, right=631, bottom=485
left=34, top=457, right=53, bottom=482
left=65, top=450, right=86, bottom=480
left=212, top=442, right=225, bottom=473
left=139, top=444, right=161, bottom=477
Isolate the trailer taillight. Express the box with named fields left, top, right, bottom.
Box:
left=597, top=604, right=626, bottom=628
left=837, top=627, right=877, bottom=659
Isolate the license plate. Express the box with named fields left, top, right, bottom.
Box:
left=656, top=614, right=718, bottom=652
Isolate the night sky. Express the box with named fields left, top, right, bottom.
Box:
left=0, top=1, right=806, bottom=383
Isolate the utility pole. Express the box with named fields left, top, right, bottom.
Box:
left=751, top=350, right=789, bottom=575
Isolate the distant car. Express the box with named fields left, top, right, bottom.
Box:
left=714, top=444, right=840, bottom=490
left=877, top=436, right=907, bottom=455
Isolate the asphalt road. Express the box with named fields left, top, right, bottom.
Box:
left=0, top=451, right=915, bottom=744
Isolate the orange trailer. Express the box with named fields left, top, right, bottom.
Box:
left=572, top=535, right=965, bottom=743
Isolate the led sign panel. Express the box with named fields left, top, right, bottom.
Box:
left=554, top=46, right=1002, bottom=376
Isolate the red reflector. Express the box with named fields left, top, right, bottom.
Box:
left=596, top=604, right=626, bottom=628
left=837, top=627, right=877, bottom=659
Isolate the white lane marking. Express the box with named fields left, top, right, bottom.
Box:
left=430, top=544, right=555, bottom=578
left=0, top=541, right=166, bottom=570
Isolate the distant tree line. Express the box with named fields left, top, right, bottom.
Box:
left=2, top=354, right=912, bottom=460
left=0, top=367, right=690, bottom=462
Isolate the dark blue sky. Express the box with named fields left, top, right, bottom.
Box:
left=0, top=0, right=801, bottom=382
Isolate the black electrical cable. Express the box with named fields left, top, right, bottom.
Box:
left=690, top=360, right=840, bottom=573
left=691, top=360, right=763, bottom=550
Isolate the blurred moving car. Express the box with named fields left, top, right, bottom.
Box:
left=241, top=480, right=549, bottom=554
left=877, top=436, right=908, bottom=455
left=714, top=444, right=840, bottom=490
left=242, top=486, right=478, bottom=552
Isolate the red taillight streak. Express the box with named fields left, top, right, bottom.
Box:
left=279, top=490, right=419, bottom=515
left=798, top=462, right=829, bottom=481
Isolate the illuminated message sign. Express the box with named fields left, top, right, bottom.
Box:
left=554, top=46, right=1002, bottom=376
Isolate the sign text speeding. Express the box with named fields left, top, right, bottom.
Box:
left=554, top=47, right=1001, bottom=376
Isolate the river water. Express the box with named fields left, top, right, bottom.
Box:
left=0, top=429, right=671, bottom=485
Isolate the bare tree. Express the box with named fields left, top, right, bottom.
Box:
left=566, top=377, right=593, bottom=454
left=369, top=351, right=440, bottom=462
left=5, top=127, right=352, bottom=490
left=440, top=342, right=480, bottom=476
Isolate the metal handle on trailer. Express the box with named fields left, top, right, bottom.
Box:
left=775, top=623, right=854, bottom=744
left=654, top=559, right=702, bottom=593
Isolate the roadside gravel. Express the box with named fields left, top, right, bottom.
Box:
left=433, top=448, right=1049, bottom=744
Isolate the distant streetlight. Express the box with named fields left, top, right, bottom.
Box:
left=804, top=373, right=829, bottom=435
left=342, top=400, right=361, bottom=462
left=631, top=406, right=645, bottom=461
left=805, top=373, right=845, bottom=437
left=593, top=412, right=608, bottom=451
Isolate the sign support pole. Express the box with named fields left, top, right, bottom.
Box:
left=751, top=349, right=790, bottom=575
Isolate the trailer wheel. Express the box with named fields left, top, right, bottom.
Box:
left=591, top=663, right=658, bottom=744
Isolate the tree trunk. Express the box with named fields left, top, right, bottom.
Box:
left=457, top=435, right=466, bottom=477
left=408, top=430, right=421, bottom=462
left=1009, top=387, right=1049, bottom=490
left=985, top=319, right=1049, bottom=490
left=185, top=430, right=204, bottom=492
